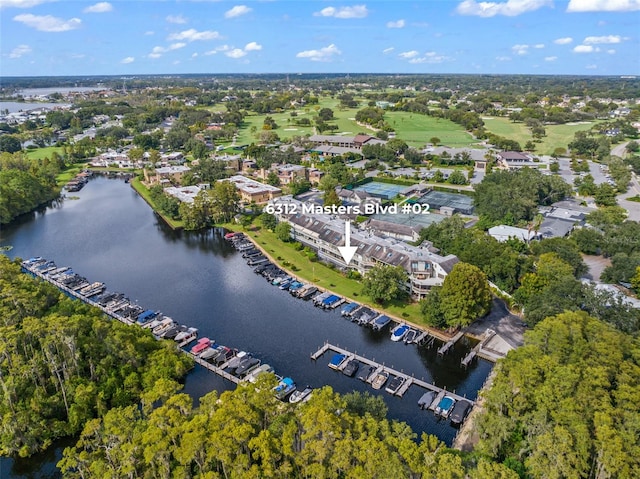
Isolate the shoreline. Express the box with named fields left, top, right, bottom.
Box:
left=227, top=226, right=457, bottom=343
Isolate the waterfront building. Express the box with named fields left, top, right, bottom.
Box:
left=269, top=197, right=458, bottom=299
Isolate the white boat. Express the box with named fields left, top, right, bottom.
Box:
left=390, top=323, right=410, bottom=342
left=289, top=386, right=313, bottom=403
left=245, top=363, right=275, bottom=383
left=174, top=327, right=197, bottom=343
left=152, top=318, right=175, bottom=336
left=370, top=371, right=389, bottom=390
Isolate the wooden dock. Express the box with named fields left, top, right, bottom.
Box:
left=461, top=329, right=497, bottom=368
left=311, top=342, right=473, bottom=404
left=437, top=331, right=465, bottom=356
left=192, top=356, right=241, bottom=384
left=22, top=261, right=243, bottom=385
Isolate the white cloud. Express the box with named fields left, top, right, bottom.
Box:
left=534, top=43, right=544, bottom=48
left=573, top=45, right=598, bottom=53
left=398, top=50, right=419, bottom=59
left=9, top=44, right=31, bottom=58
left=544, top=56, right=558, bottom=61
left=607, top=49, right=616, bottom=54
left=408, top=52, right=452, bottom=64
left=225, top=5, right=252, bottom=18
left=192, top=53, right=198, bottom=58
left=205, top=45, right=230, bottom=55
left=168, top=28, right=221, bottom=42
left=244, top=41, right=262, bottom=51
left=83, top=2, right=112, bottom=13
left=586, top=64, right=598, bottom=69
left=584, top=35, right=622, bottom=44
left=296, top=44, right=341, bottom=62
left=0, top=0, right=52, bottom=9
left=382, top=47, right=395, bottom=54
left=225, top=48, right=247, bottom=58
left=456, top=0, right=552, bottom=17
left=387, top=19, right=405, bottom=28
left=148, top=42, right=186, bottom=58
left=144, top=31, right=154, bottom=36
left=512, top=44, right=529, bottom=55
left=13, top=13, right=81, bottom=32
left=121, top=56, right=134, bottom=64
left=166, top=14, right=187, bottom=24
left=496, top=55, right=512, bottom=61
left=567, top=0, right=640, bottom=12
left=314, top=5, right=368, bottom=19
left=554, top=37, right=573, bottom=44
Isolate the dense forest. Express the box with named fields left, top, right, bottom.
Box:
left=56, top=311, right=640, bottom=478
left=477, top=311, right=640, bottom=479
left=0, top=256, right=193, bottom=456
left=0, top=152, right=62, bottom=225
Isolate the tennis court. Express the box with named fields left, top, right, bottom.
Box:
left=354, top=182, right=407, bottom=200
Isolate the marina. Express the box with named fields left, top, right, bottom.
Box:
left=3, top=176, right=493, bottom=465
left=311, top=342, right=475, bottom=408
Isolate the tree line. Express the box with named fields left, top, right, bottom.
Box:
left=0, top=256, right=192, bottom=457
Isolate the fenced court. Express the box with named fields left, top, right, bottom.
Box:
left=354, top=181, right=408, bottom=200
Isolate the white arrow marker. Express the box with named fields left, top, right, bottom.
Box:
left=338, top=220, right=358, bottom=265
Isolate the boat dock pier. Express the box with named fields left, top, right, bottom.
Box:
left=22, top=260, right=243, bottom=386
left=437, top=331, right=465, bottom=356
left=461, top=329, right=496, bottom=368
left=192, top=356, right=242, bottom=384
left=311, top=342, right=474, bottom=404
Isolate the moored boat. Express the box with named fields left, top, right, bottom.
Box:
left=357, top=365, right=376, bottom=382
left=390, top=323, right=410, bottom=342
left=328, top=353, right=347, bottom=370
left=418, top=390, right=437, bottom=410
left=434, top=395, right=456, bottom=418
left=289, top=386, right=313, bottom=403
left=371, top=371, right=389, bottom=390
left=385, top=375, right=405, bottom=394
left=342, top=359, right=360, bottom=377
left=191, top=337, right=212, bottom=355
left=340, top=302, right=359, bottom=317
left=449, top=400, right=472, bottom=425
left=371, top=314, right=391, bottom=331
left=274, top=377, right=296, bottom=400
left=403, top=329, right=418, bottom=344
left=245, top=363, right=275, bottom=383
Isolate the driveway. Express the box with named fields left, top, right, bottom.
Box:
left=465, top=298, right=526, bottom=348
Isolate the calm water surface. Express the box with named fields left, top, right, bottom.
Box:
left=0, top=177, right=492, bottom=478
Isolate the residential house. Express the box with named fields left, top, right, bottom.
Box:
left=224, top=175, right=282, bottom=204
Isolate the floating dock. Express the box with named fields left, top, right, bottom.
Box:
left=437, top=330, right=465, bottom=356
left=22, top=259, right=245, bottom=386
left=311, top=342, right=474, bottom=404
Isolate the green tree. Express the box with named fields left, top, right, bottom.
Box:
left=361, top=264, right=408, bottom=304
left=631, top=266, right=640, bottom=293
left=439, top=262, right=492, bottom=328
left=275, top=221, right=291, bottom=242
left=259, top=212, right=277, bottom=230
left=420, top=287, right=446, bottom=328
left=266, top=170, right=280, bottom=186
left=210, top=180, right=240, bottom=223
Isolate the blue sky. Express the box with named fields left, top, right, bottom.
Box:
left=1, top=0, right=639, bottom=76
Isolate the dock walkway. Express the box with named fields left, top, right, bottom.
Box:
left=311, top=342, right=473, bottom=404
left=437, top=331, right=465, bottom=356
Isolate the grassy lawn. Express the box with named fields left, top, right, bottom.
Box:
left=482, top=117, right=599, bottom=155
left=26, top=146, right=64, bottom=160
left=224, top=223, right=433, bottom=329
left=226, top=97, right=476, bottom=152
left=385, top=111, right=477, bottom=148
left=130, top=178, right=184, bottom=229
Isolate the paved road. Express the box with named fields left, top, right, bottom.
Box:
left=465, top=298, right=526, bottom=348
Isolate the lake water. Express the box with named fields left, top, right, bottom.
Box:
left=0, top=101, right=71, bottom=113
left=0, top=176, right=492, bottom=477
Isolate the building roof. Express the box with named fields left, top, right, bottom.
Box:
left=539, top=217, right=575, bottom=238
left=497, top=151, right=530, bottom=161
left=156, top=165, right=190, bottom=174
left=225, top=175, right=281, bottom=195
left=488, top=225, right=537, bottom=242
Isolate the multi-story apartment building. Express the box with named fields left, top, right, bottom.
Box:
left=269, top=197, right=458, bottom=299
